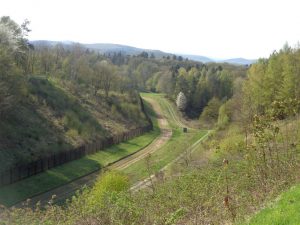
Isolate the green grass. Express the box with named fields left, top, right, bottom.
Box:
left=124, top=93, right=207, bottom=183
left=0, top=93, right=204, bottom=207
left=244, top=184, right=300, bottom=225
left=124, top=128, right=207, bottom=183
left=141, top=92, right=181, bottom=129
left=0, top=77, right=151, bottom=174
left=0, top=100, right=159, bottom=207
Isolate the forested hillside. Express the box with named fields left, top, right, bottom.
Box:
left=3, top=42, right=299, bottom=224
left=30, top=40, right=255, bottom=65
left=0, top=16, right=251, bottom=176
left=1, top=16, right=299, bottom=225
left=29, top=35, right=247, bottom=121
left=0, top=16, right=246, bottom=174
left=0, top=17, right=150, bottom=173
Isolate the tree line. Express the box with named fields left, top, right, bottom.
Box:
left=0, top=16, right=248, bottom=122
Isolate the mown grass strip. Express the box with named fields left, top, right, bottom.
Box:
left=0, top=101, right=159, bottom=207
left=124, top=128, right=207, bottom=184
left=124, top=93, right=207, bottom=183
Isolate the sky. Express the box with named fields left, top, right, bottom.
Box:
left=1, top=0, right=299, bottom=59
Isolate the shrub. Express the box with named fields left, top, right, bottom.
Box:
left=200, top=97, right=222, bottom=123
left=217, top=100, right=233, bottom=129
left=83, top=171, right=130, bottom=211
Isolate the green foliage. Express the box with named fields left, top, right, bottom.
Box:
left=0, top=122, right=159, bottom=207
left=2, top=17, right=300, bottom=225
left=0, top=75, right=149, bottom=173
left=124, top=129, right=207, bottom=184
left=199, top=97, right=222, bottom=123
left=87, top=171, right=129, bottom=207
left=124, top=93, right=207, bottom=183
left=217, top=125, right=245, bottom=156
left=0, top=17, right=152, bottom=173
left=244, top=46, right=300, bottom=115
left=217, top=101, right=231, bottom=129
left=0, top=16, right=31, bottom=77
left=120, top=102, right=144, bottom=121
left=161, top=63, right=240, bottom=117
left=2, top=107, right=300, bottom=225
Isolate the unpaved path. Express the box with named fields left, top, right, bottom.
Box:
left=110, top=97, right=172, bottom=170
left=14, top=96, right=171, bottom=208
left=130, top=130, right=210, bottom=192
left=161, top=98, right=186, bottom=128
left=129, top=97, right=211, bottom=192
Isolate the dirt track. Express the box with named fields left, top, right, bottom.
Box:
left=14, top=96, right=171, bottom=208
left=130, top=130, right=210, bottom=192
left=110, top=97, right=172, bottom=170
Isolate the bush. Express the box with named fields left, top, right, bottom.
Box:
left=199, top=97, right=222, bottom=123
left=78, top=171, right=130, bottom=212
left=217, top=100, right=233, bottom=129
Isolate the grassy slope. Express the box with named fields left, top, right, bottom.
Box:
left=124, top=129, right=207, bottom=183
left=0, top=76, right=149, bottom=173
left=0, top=93, right=206, bottom=207
left=0, top=101, right=159, bottom=207
left=245, top=184, right=300, bottom=225
left=3, top=101, right=298, bottom=224
left=118, top=121, right=299, bottom=224
left=124, top=93, right=207, bottom=183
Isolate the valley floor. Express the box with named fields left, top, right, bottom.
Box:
left=0, top=93, right=208, bottom=208
left=11, top=94, right=172, bottom=207
left=2, top=95, right=299, bottom=225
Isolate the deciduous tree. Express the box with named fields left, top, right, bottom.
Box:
left=176, top=91, right=187, bottom=111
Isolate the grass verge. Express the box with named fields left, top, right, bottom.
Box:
left=0, top=100, right=159, bottom=207
left=244, top=184, right=300, bottom=225
left=124, top=93, right=207, bottom=183
left=124, top=128, right=207, bottom=184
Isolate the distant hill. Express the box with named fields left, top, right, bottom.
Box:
left=30, top=40, right=73, bottom=47
left=217, top=58, right=256, bottom=65
left=180, top=54, right=213, bottom=63
left=30, top=40, right=255, bottom=65
left=84, top=43, right=171, bottom=58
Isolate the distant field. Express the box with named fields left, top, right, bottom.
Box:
left=0, top=100, right=159, bottom=207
